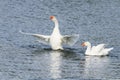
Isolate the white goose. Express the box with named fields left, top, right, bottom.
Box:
left=20, top=16, right=79, bottom=50
left=81, top=41, right=113, bottom=56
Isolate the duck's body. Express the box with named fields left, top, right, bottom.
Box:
left=82, top=41, right=113, bottom=56
left=20, top=16, right=79, bottom=50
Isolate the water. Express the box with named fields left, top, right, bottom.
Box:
left=0, top=0, right=120, bottom=80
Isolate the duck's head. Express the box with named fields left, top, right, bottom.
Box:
left=50, top=16, right=57, bottom=22
left=81, top=41, right=90, bottom=47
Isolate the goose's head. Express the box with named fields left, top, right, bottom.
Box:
left=50, top=16, right=57, bottom=22
left=81, top=41, right=91, bottom=47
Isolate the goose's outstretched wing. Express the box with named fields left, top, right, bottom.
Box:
left=62, top=34, right=79, bottom=46
left=19, top=30, right=50, bottom=44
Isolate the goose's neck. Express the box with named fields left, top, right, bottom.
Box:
left=54, top=20, right=59, bottom=28
left=53, top=20, right=60, bottom=34
left=85, top=44, right=92, bottom=55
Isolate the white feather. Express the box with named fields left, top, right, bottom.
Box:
left=19, top=30, right=50, bottom=44
left=62, top=34, right=79, bottom=46
left=83, top=41, right=113, bottom=56
left=20, top=16, right=79, bottom=50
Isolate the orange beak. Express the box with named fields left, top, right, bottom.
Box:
left=50, top=16, right=54, bottom=20
left=81, top=42, right=86, bottom=46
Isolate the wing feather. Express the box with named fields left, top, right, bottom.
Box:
left=61, top=34, right=79, bottom=46
left=92, top=44, right=106, bottom=53
left=19, top=30, right=50, bottom=44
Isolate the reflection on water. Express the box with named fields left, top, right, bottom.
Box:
left=0, top=0, right=120, bottom=79
left=84, top=56, right=110, bottom=79
left=31, top=48, right=83, bottom=79
left=49, top=51, right=62, bottom=79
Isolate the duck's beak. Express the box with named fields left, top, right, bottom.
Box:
left=81, top=42, right=85, bottom=46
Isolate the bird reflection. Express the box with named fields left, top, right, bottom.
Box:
left=49, top=51, right=62, bottom=79
left=32, top=48, right=79, bottom=79
left=84, top=56, right=110, bottom=78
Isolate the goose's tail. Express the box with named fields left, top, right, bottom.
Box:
left=107, top=47, right=114, bottom=52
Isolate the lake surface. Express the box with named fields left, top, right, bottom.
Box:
left=0, top=0, right=120, bottom=80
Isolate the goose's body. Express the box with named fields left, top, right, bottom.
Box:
left=49, top=16, right=63, bottom=50
left=82, top=41, right=113, bottom=56
left=20, top=16, right=79, bottom=50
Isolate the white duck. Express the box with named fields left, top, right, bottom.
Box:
left=81, top=41, right=113, bottom=56
left=20, top=16, right=79, bottom=50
